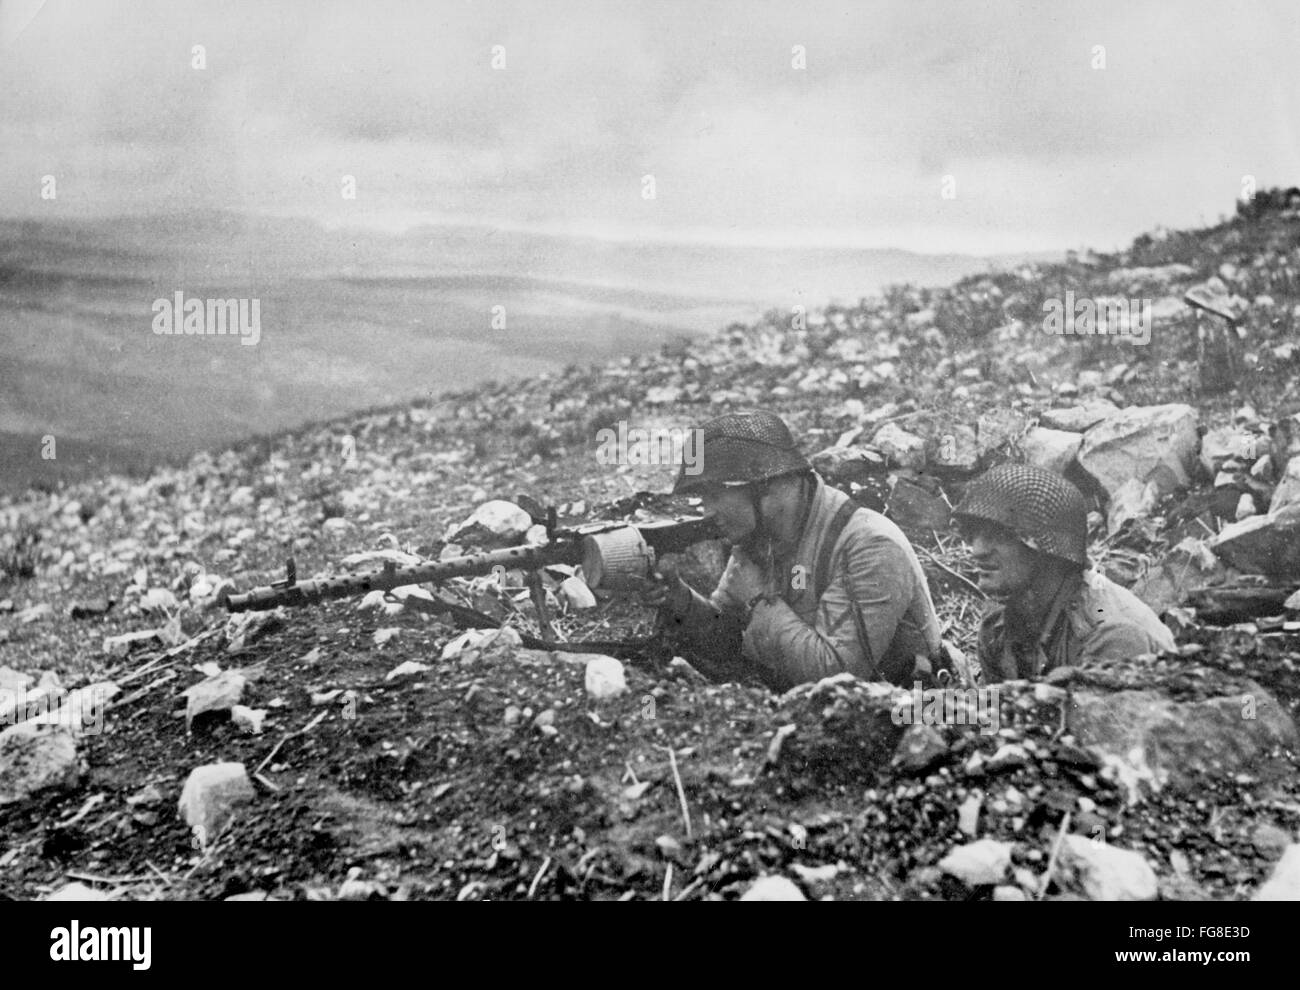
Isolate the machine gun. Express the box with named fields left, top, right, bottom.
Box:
left=223, top=509, right=719, bottom=658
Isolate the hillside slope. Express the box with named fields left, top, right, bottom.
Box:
left=1, top=196, right=1299, bottom=901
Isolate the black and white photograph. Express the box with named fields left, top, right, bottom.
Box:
left=0, top=0, right=1296, bottom=951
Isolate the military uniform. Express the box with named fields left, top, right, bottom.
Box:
left=975, top=567, right=1176, bottom=683
left=666, top=474, right=942, bottom=690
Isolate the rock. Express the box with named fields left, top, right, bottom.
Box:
left=810, top=446, right=886, bottom=486
left=69, top=597, right=114, bottom=619
left=231, top=706, right=267, bottom=734
left=1058, top=835, right=1157, bottom=900
left=1269, top=454, right=1300, bottom=513
left=1200, top=426, right=1262, bottom=477
left=126, top=783, right=164, bottom=807
left=16, top=602, right=53, bottom=624
left=0, top=722, right=80, bottom=805
left=102, top=623, right=163, bottom=654
left=740, top=876, right=807, bottom=901
left=0, top=666, right=33, bottom=694
left=182, top=670, right=247, bottom=730
left=560, top=576, right=597, bottom=610
left=1208, top=503, right=1300, bottom=580
left=1070, top=683, right=1299, bottom=805
left=1105, top=477, right=1163, bottom=531
left=886, top=475, right=951, bottom=531
left=986, top=743, right=1029, bottom=772
left=1040, top=400, right=1121, bottom=433
left=45, top=882, right=110, bottom=902
left=1129, top=537, right=1232, bottom=616
left=450, top=500, right=533, bottom=545
left=1235, top=493, right=1257, bottom=520
left=1020, top=427, right=1083, bottom=476
left=503, top=705, right=522, bottom=726
left=1253, top=845, right=1300, bottom=900
left=584, top=656, right=627, bottom=700
left=872, top=423, right=927, bottom=469
left=993, top=885, right=1027, bottom=901
left=177, top=762, right=255, bottom=848
left=225, top=891, right=276, bottom=902
left=139, top=587, right=178, bottom=613
left=1252, top=823, right=1293, bottom=858
left=958, top=792, right=983, bottom=837
left=939, top=839, right=1013, bottom=886
left=385, top=661, right=431, bottom=681
left=655, top=835, right=684, bottom=861
left=892, top=723, right=949, bottom=774
left=1077, top=404, right=1199, bottom=504
left=790, top=863, right=840, bottom=884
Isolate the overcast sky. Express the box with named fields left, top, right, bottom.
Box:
left=2, top=0, right=1298, bottom=253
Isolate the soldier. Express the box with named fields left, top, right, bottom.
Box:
left=952, top=463, right=1175, bottom=684
left=642, top=411, right=942, bottom=691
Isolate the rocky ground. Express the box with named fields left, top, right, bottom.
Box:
left=3, top=191, right=1300, bottom=902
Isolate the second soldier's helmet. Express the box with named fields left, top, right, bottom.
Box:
left=673, top=411, right=812, bottom=495
left=952, top=463, right=1089, bottom=567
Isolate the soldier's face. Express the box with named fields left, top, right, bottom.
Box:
left=965, top=522, right=1038, bottom=598
left=698, top=485, right=757, bottom=542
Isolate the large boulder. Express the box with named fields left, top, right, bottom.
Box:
left=1253, top=844, right=1300, bottom=901
left=1269, top=454, right=1300, bottom=513
left=1069, top=682, right=1298, bottom=805
left=1057, top=835, right=1158, bottom=901
left=0, top=722, right=80, bottom=805
left=1207, top=503, right=1300, bottom=580
left=1019, top=427, right=1083, bottom=476
left=1077, top=404, right=1199, bottom=506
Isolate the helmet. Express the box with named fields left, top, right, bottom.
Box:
left=952, top=463, right=1088, bottom=567
left=673, top=411, right=812, bottom=495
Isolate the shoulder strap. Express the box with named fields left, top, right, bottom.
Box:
left=812, top=500, right=862, bottom=603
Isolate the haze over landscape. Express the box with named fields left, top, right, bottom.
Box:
left=2, top=0, right=1298, bottom=490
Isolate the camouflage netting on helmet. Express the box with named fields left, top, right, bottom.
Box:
left=952, top=463, right=1089, bottom=566
left=674, top=411, right=812, bottom=494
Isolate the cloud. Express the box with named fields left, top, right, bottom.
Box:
left=1, top=0, right=1298, bottom=252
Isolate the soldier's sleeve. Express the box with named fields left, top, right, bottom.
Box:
left=742, top=529, right=917, bottom=688
left=1078, top=620, right=1172, bottom=666
left=660, top=549, right=746, bottom=666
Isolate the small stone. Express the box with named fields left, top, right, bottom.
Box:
left=893, top=723, right=949, bottom=774
left=584, top=656, right=627, bottom=700
left=560, top=576, right=597, bottom=610
left=503, top=705, right=522, bottom=726
left=45, top=882, right=110, bottom=902
left=231, top=706, right=267, bottom=735
left=993, top=885, right=1027, bottom=901
left=182, top=670, right=247, bottom=730
left=987, top=744, right=1028, bottom=772
left=177, top=762, right=255, bottom=848
left=740, top=876, right=806, bottom=901
left=533, top=709, right=556, bottom=729
left=385, top=660, right=431, bottom=681
left=655, top=835, right=683, bottom=861
left=938, top=839, right=1013, bottom=886
left=957, top=792, right=983, bottom=837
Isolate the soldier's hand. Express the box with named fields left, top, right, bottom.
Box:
left=639, top=558, right=692, bottom=616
